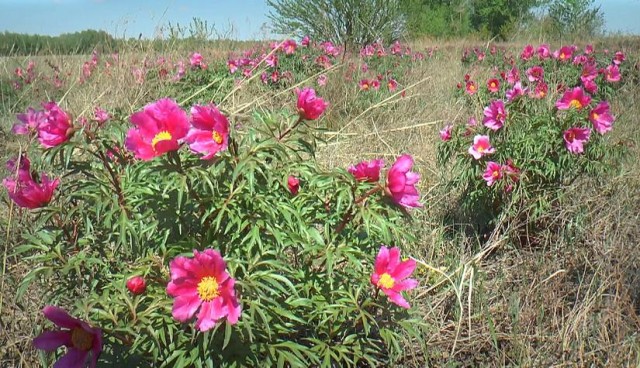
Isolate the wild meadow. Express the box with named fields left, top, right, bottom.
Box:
left=1, top=34, right=639, bottom=367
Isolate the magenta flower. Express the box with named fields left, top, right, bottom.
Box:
left=506, top=82, right=526, bottom=102
left=93, top=107, right=110, bottom=125
left=589, top=101, right=615, bottom=134
left=482, top=161, right=502, bottom=186
left=287, top=176, right=300, bottom=195
left=487, top=78, right=500, bottom=93
left=32, top=306, right=102, bottom=368
left=370, top=245, right=418, bottom=309
left=604, top=64, right=621, bottom=82
left=3, top=156, right=60, bottom=209
left=612, top=51, right=625, bottom=65
left=348, top=159, right=384, bottom=182
left=526, top=66, right=544, bottom=82
left=125, top=98, right=189, bottom=161
left=37, top=102, right=74, bottom=148
left=296, top=87, right=328, bottom=120
left=556, top=87, right=591, bottom=110
left=553, top=46, right=574, bottom=62
left=371, top=79, right=380, bottom=91
left=166, top=249, right=241, bottom=332
left=184, top=104, right=229, bottom=160
left=563, top=127, right=591, bottom=154
left=520, top=44, right=534, bottom=60
left=468, top=135, right=496, bottom=160
left=582, top=79, right=598, bottom=94
left=189, top=52, right=207, bottom=69
left=506, top=67, right=520, bottom=85
left=537, top=44, right=550, bottom=59
left=531, top=81, right=548, bottom=99
left=13, top=107, right=44, bottom=135
left=483, top=100, right=507, bottom=131
left=227, top=59, right=238, bottom=74
left=439, top=124, right=452, bottom=141
left=585, top=44, right=594, bottom=54
left=386, top=154, right=422, bottom=208
left=126, top=276, right=147, bottom=295
left=359, top=79, right=371, bottom=91
left=282, top=39, right=297, bottom=55
left=301, top=35, right=310, bottom=47
left=580, top=63, right=598, bottom=83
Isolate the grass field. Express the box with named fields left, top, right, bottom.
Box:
left=1, top=37, right=639, bottom=366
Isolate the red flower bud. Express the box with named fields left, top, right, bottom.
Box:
left=287, top=176, right=300, bottom=195
left=126, top=276, right=146, bottom=295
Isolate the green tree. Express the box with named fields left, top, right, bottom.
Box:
left=547, top=0, right=604, bottom=37
left=266, top=0, right=405, bottom=48
left=400, top=0, right=472, bottom=38
left=471, top=0, right=546, bottom=39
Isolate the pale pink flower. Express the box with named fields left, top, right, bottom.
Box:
left=506, top=82, right=526, bottom=102
left=589, top=101, right=615, bottom=134
left=386, top=154, right=422, bottom=208
left=13, top=107, right=44, bottom=135
left=604, top=64, right=621, bottom=82
left=439, top=124, right=452, bottom=141
left=563, top=127, right=591, bottom=154
left=317, top=74, right=327, bottom=86
left=468, top=135, right=495, bottom=160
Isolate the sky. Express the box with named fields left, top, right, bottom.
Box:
left=0, top=0, right=639, bottom=40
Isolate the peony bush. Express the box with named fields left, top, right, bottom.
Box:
left=439, top=43, right=629, bottom=233
left=5, top=65, right=426, bottom=366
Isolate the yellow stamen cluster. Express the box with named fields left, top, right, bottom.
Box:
left=197, top=276, right=220, bottom=301
left=569, top=100, right=582, bottom=109
left=377, top=273, right=395, bottom=289
left=152, top=131, right=172, bottom=150
left=212, top=131, right=223, bottom=144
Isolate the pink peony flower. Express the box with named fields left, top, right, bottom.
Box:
left=13, top=107, right=44, bottom=135
left=371, top=79, right=380, bottom=90
left=585, top=44, right=594, bottom=54
left=387, top=78, right=398, bottom=92
left=37, top=102, right=74, bottom=148
left=589, top=101, right=615, bottom=134
left=604, top=64, right=621, bottom=82
left=126, top=276, right=146, bottom=295
left=359, top=79, right=371, bottom=91
left=582, top=78, right=598, bottom=94
left=125, top=98, right=190, bottom=161
left=612, top=51, right=625, bottom=65
left=282, top=39, right=297, bottom=54
left=555, top=87, right=591, bottom=110
left=166, top=249, right=241, bottom=332
left=296, top=87, right=328, bottom=120
left=482, top=161, right=502, bottom=186
left=563, top=127, right=591, bottom=154
left=184, top=104, right=229, bottom=160
left=386, top=154, right=422, bottom=208
left=287, top=176, right=300, bottom=195
left=317, top=74, right=327, bottom=86
left=227, top=59, right=238, bottom=74
left=32, top=306, right=102, bottom=368
left=3, top=156, right=60, bottom=209
left=506, top=82, right=526, bottom=102
left=487, top=78, right=500, bottom=93
left=506, top=67, right=520, bottom=85
left=483, top=100, right=507, bottom=131
left=553, top=46, right=574, bottom=62
left=301, top=35, right=310, bottom=47
left=520, top=44, right=534, bottom=60
left=537, top=44, right=550, bottom=59
left=531, top=81, right=548, bottom=99
left=465, top=81, right=478, bottom=95
left=370, top=245, right=418, bottom=309
left=468, top=135, right=496, bottom=160
left=93, top=107, right=110, bottom=125
left=348, top=159, right=384, bottom=182
left=439, top=124, right=452, bottom=141
left=526, top=66, right=544, bottom=82
left=580, top=63, right=598, bottom=83
left=189, top=52, right=207, bottom=69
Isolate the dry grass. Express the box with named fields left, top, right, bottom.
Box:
left=1, top=37, right=639, bottom=367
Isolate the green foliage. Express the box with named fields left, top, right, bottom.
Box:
left=547, top=0, right=604, bottom=37
left=0, top=29, right=116, bottom=56
left=400, top=0, right=472, bottom=38
left=471, top=0, right=546, bottom=40
left=11, top=76, right=426, bottom=365
left=267, top=0, right=405, bottom=47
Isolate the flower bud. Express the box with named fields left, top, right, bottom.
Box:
left=126, top=276, right=146, bottom=295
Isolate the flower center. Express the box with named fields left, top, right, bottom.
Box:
left=197, top=276, right=220, bottom=301
left=492, top=170, right=500, bottom=178
left=567, top=132, right=575, bottom=141
left=592, top=112, right=599, bottom=120
left=152, top=131, right=172, bottom=150
left=477, top=146, right=485, bottom=153
left=560, top=52, right=566, bottom=59
left=71, top=327, right=94, bottom=351
left=569, top=100, right=582, bottom=109
left=212, top=131, right=223, bottom=144
left=377, top=273, right=395, bottom=289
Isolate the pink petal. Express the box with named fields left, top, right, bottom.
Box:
left=172, top=293, right=201, bottom=322
left=194, top=299, right=221, bottom=332
left=390, top=259, right=417, bottom=280
left=384, top=289, right=411, bottom=309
